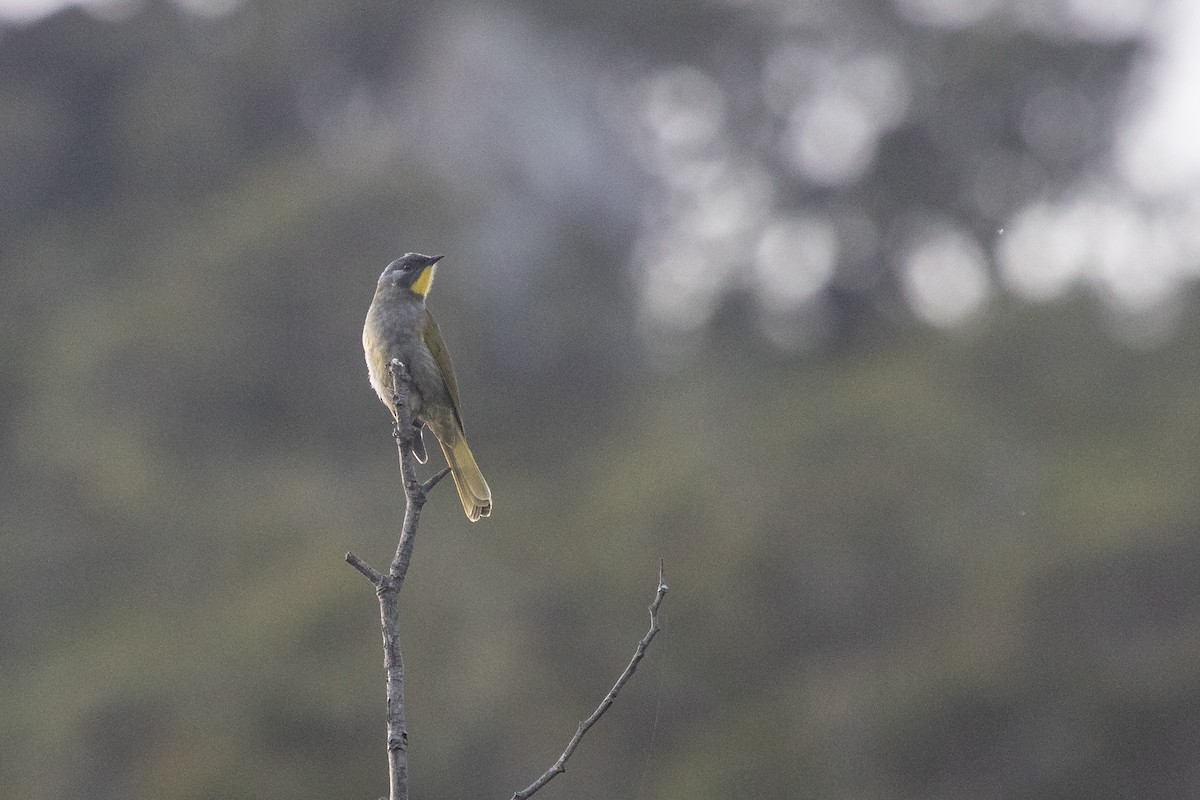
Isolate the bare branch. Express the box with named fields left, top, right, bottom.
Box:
left=511, top=562, right=670, bottom=800
left=347, top=358, right=447, bottom=800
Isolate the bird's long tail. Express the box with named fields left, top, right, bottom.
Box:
left=441, top=436, right=492, bottom=522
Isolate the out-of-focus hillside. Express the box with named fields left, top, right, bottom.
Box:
left=4, top=1, right=1200, bottom=799
left=10, top=292, right=1200, bottom=799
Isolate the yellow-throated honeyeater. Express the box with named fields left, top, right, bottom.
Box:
left=363, top=253, right=492, bottom=521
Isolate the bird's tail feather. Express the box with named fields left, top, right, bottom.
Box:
left=442, top=437, right=492, bottom=522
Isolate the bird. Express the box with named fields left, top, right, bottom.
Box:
left=363, top=253, right=492, bottom=522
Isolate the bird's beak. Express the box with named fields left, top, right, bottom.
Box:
left=426, top=254, right=445, bottom=267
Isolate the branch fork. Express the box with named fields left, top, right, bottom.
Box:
left=347, top=359, right=669, bottom=800
left=345, top=359, right=448, bottom=800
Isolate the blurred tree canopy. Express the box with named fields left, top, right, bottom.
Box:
left=4, top=1, right=1200, bottom=799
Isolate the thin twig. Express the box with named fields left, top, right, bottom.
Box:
left=511, top=561, right=670, bottom=800
left=345, top=358, right=444, bottom=800
left=423, top=466, right=452, bottom=494
left=345, top=552, right=383, bottom=584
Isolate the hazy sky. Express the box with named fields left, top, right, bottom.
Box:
left=0, top=0, right=104, bottom=21
left=0, top=0, right=238, bottom=21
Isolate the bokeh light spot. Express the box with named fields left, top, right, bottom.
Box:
left=997, top=200, right=1088, bottom=301
left=639, top=245, right=730, bottom=333
left=641, top=67, right=727, bottom=152
left=753, top=216, right=838, bottom=310
left=902, top=224, right=991, bottom=328
left=784, top=92, right=877, bottom=186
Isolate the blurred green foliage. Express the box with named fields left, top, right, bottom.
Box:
left=2, top=2, right=1197, bottom=800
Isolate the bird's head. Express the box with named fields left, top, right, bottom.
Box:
left=378, top=253, right=444, bottom=297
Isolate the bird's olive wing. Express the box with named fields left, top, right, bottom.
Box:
left=421, top=310, right=466, bottom=433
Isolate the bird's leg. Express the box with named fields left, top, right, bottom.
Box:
left=410, top=422, right=428, bottom=464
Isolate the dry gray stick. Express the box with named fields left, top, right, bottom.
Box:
left=346, top=359, right=450, bottom=800
left=511, top=562, right=670, bottom=800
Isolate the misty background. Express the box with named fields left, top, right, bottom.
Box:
left=4, top=0, right=1200, bottom=797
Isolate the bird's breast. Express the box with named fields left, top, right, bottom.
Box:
left=363, top=295, right=428, bottom=404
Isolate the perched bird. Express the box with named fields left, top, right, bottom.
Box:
left=363, top=253, right=492, bottom=521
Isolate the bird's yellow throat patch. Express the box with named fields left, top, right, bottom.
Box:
left=411, top=264, right=437, bottom=296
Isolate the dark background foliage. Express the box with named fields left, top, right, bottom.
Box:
left=4, top=0, right=1200, bottom=798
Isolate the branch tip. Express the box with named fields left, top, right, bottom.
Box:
left=422, top=466, right=452, bottom=493
left=510, top=563, right=669, bottom=800
left=346, top=551, right=384, bottom=585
